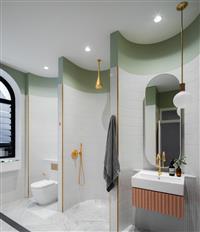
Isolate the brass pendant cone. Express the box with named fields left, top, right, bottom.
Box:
left=95, top=59, right=103, bottom=89
left=176, top=1, right=188, bottom=11
left=96, top=76, right=103, bottom=89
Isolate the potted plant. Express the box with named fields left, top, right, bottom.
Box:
left=174, top=156, right=187, bottom=177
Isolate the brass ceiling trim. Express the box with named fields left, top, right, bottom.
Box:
left=176, top=1, right=188, bottom=11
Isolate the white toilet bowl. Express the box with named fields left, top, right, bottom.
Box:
left=31, top=179, right=58, bottom=205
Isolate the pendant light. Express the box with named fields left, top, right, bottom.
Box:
left=173, top=1, right=191, bottom=109
left=95, top=59, right=103, bottom=89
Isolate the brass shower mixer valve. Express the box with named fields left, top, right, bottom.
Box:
left=71, top=144, right=83, bottom=160
left=70, top=144, right=85, bottom=185
left=71, top=149, right=79, bottom=160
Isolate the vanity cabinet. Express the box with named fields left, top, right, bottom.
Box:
left=132, top=187, right=184, bottom=219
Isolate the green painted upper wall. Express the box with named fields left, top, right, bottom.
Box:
left=0, top=63, right=58, bottom=97
left=27, top=73, right=58, bottom=98
left=146, top=85, right=178, bottom=108
left=145, top=86, right=157, bottom=106
left=158, top=90, right=178, bottom=109
left=0, top=63, right=27, bottom=94
left=111, top=15, right=200, bottom=75
left=59, top=57, right=110, bottom=93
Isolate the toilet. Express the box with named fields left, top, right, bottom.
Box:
left=31, top=179, right=58, bottom=205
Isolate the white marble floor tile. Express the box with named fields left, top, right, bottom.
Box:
left=2, top=198, right=109, bottom=231
left=0, top=220, right=17, bottom=232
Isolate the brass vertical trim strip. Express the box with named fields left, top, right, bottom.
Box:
left=61, top=84, right=64, bottom=212
left=109, top=191, right=111, bottom=232
left=26, top=94, right=30, bottom=197
left=27, top=93, right=30, bottom=197
left=116, top=65, right=119, bottom=232
left=108, top=69, right=111, bottom=232
left=25, top=76, right=30, bottom=198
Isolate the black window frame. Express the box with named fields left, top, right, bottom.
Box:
left=0, top=76, right=15, bottom=159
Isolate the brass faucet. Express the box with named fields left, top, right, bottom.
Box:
left=156, top=153, right=162, bottom=176
left=156, top=152, right=166, bottom=177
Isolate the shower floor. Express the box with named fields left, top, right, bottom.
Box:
left=1, top=198, right=109, bottom=231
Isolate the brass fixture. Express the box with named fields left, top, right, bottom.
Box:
left=156, top=153, right=162, bottom=177
left=95, top=59, right=103, bottom=89
left=156, top=152, right=167, bottom=176
left=71, top=149, right=79, bottom=160
left=173, top=1, right=191, bottom=109
left=51, top=163, right=58, bottom=171
left=177, top=1, right=188, bottom=92
left=162, top=151, right=166, bottom=168
left=71, top=143, right=85, bottom=185
left=176, top=1, right=188, bottom=11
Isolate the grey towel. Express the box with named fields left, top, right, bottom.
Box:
left=104, top=115, right=120, bottom=192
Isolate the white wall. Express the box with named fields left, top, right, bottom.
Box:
left=63, top=84, right=110, bottom=210
left=118, top=55, right=200, bottom=232
left=29, top=87, right=58, bottom=191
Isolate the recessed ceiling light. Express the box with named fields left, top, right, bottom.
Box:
left=44, top=66, right=49, bottom=70
left=84, top=46, right=91, bottom=52
left=154, top=15, right=162, bottom=23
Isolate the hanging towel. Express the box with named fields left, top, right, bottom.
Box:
left=104, top=115, right=120, bottom=192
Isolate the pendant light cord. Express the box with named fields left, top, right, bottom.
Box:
left=181, top=9, right=184, bottom=84
left=98, top=60, right=100, bottom=76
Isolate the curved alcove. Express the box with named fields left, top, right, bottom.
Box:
left=111, top=15, right=199, bottom=75
left=58, top=57, right=110, bottom=211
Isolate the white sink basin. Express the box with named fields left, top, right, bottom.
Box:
left=132, top=170, right=185, bottom=196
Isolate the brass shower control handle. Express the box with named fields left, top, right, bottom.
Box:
left=71, top=144, right=83, bottom=160
left=71, top=149, right=79, bottom=160
left=71, top=144, right=85, bottom=185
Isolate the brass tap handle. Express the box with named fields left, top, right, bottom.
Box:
left=71, top=149, right=79, bottom=160
left=156, top=153, right=162, bottom=176
left=156, top=153, right=161, bottom=163
left=162, top=151, right=166, bottom=168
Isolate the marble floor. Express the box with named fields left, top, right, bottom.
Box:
left=0, top=220, right=17, bottom=232
left=1, top=198, right=109, bottom=231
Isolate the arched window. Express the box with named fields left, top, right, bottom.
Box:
left=0, top=76, right=15, bottom=158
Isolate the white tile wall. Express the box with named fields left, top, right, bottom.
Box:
left=29, top=95, right=58, bottom=190
left=63, top=84, right=110, bottom=210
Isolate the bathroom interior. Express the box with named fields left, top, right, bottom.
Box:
left=0, top=1, right=199, bottom=232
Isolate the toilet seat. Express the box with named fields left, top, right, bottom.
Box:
left=31, top=179, right=57, bottom=189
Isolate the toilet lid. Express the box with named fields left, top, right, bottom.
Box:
left=31, top=179, right=57, bottom=189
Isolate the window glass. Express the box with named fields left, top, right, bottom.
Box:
left=0, top=81, right=11, bottom=100
left=0, top=77, right=15, bottom=159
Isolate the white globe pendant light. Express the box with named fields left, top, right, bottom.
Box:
left=173, top=1, right=191, bottom=109
left=174, top=91, right=191, bottom=109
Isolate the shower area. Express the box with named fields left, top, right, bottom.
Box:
left=58, top=57, right=110, bottom=230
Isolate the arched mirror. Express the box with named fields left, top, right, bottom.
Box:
left=144, top=74, right=183, bottom=167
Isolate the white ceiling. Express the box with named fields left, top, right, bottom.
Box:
left=0, top=0, right=199, bottom=77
